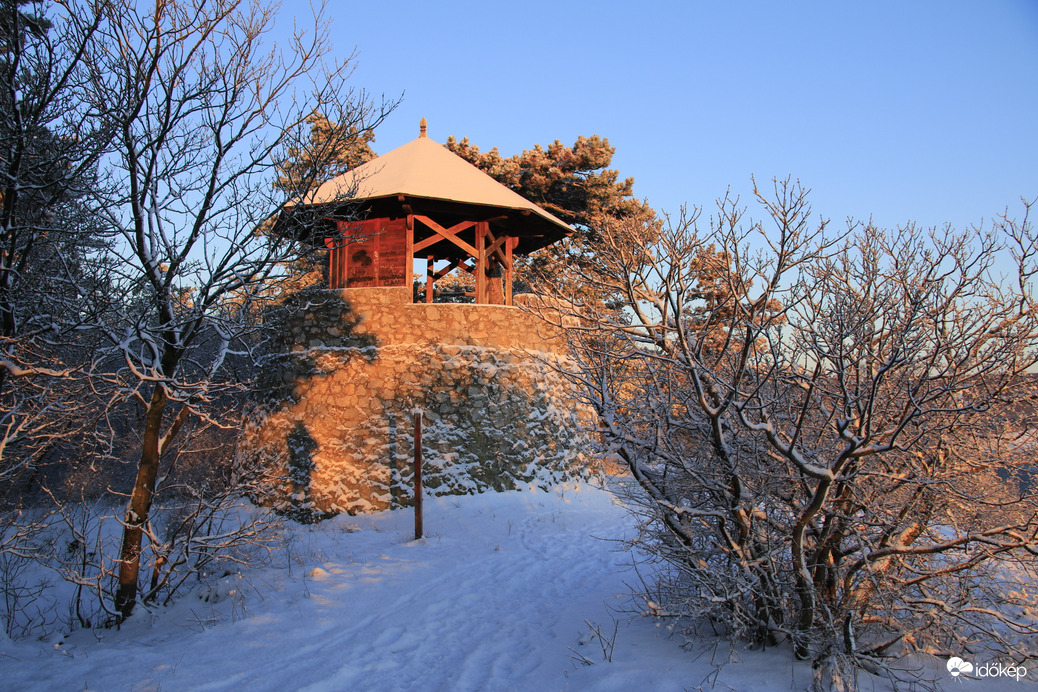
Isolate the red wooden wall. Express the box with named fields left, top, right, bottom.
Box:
left=327, top=218, right=409, bottom=289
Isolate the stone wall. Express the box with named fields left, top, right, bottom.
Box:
left=238, top=287, right=596, bottom=520
left=268, top=287, right=576, bottom=354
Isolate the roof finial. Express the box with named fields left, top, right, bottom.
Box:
left=419, top=117, right=428, bottom=138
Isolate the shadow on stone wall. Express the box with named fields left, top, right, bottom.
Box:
left=279, top=422, right=336, bottom=524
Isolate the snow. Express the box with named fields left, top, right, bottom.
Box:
left=0, top=482, right=1022, bottom=691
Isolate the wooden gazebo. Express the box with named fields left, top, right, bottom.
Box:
left=300, top=119, right=573, bottom=305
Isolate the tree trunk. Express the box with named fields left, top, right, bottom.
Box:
left=114, top=384, right=168, bottom=620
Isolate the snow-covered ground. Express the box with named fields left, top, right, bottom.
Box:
left=0, top=482, right=1028, bottom=691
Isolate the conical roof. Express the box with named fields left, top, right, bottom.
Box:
left=302, top=122, right=573, bottom=240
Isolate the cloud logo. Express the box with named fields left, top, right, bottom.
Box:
left=947, top=657, right=974, bottom=677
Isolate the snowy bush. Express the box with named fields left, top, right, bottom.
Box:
left=553, top=182, right=1038, bottom=687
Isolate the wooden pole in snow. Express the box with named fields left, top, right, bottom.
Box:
left=414, top=411, right=423, bottom=540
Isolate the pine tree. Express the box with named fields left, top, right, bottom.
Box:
left=276, top=112, right=377, bottom=197
left=445, top=134, right=655, bottom=234
left=445, top=134, right=659, bottom=302
left=0, top=0, right=52, bottom=53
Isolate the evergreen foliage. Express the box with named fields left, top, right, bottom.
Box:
left=445, top=134, right=656, bottom=236
left=445, top=134, right=660, bottom=302
left=275, top=112, right=377, bottom=197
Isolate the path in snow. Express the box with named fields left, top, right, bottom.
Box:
left=0, top=482, right=941, bottom=691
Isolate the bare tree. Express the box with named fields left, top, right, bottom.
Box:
left=555, top=181, right=1038, bottom=686
left=0, top=0, right=116, bottom=494
left=76, top=0, right=393, bottom=620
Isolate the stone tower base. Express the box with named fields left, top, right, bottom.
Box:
left=238, top=288, right=597, bottom=520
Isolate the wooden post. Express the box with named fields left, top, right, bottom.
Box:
left=475, top=221, right=486, bottom=304
left=505, top=236, right=516, bottom=306
left=487, top=260, right=504, bottom=305
left=406, top=213, right=416, bottom=302
left=413, top=411, right=423, bottom=540
left=425, top=255, right=434, bottom=303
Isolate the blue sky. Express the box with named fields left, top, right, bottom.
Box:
left=282, top=0, right=1038, bottom=232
